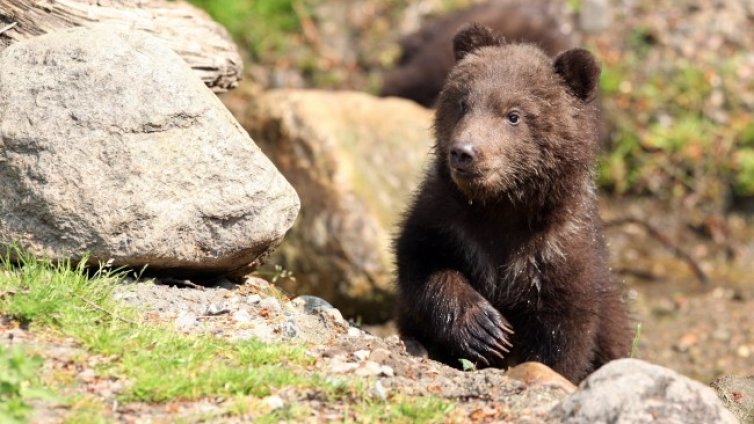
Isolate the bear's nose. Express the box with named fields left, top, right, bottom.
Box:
left=450, top=144, right=478, bottom=170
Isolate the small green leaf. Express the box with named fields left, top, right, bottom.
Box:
left=459, top=358, right=476, bottom=372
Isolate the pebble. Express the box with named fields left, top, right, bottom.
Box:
left=247, top=322, right=275, bottom=342
left=353, top=349, right=370, bottom=362
left=355, top=361, right=395, bottom=377
left=174, top=311, right=197, bottom=330
left=355, top=361, right=383, bottom=377
left=259, top=297, right=282, bottom=313
left=373, top=381, right=387, bottom=401
left=369, top=348, right=392, bottom=363
left=280, top=319, right=298, bottom=338
left=322, top=308, right=347, bottom=326
left=292, top=295, right=334, bottom=314
left=205, top=302, right=230, bottom=316
left=247, top=294, right=262, bottom=305
left=384, top=335, right=401, bottom=345
left=380, top=365, right=395, bottom=377
left=347, top=327, right=362, bottom=337
left=245, top=277, right=270, bottom=291
left=232, top=309, right=253, bottom=324
left=329, top=360, right=360, bottom=374
left=263, top=395, right=285, bottom=411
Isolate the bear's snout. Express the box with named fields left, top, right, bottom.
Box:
left=449, top=143, right=479, bottom=173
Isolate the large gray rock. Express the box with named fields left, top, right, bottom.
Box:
left=712, top=375, right=754, bottom=423
left=238, top=88, right=434, bottom=322
left=549, top=359, right=739, bottom=423
left=0, top=27, right=299, bottom=276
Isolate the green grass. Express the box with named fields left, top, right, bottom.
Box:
left=0, top=247, right=454, bottom=422
left=631, top=323, right=642, bottom=358
left=0, top=247, right=311, bottom=403
left=348, top=396, right=455, bottom=423
left=186, top=0, right=305, bottom=59
left=0, top=345, right=51, bottom=424
left=596, top=46, right=754, bottom=208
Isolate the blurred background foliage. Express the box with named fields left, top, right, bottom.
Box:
left=189, top=0, right=754, bottom=214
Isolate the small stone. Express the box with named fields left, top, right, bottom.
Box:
left=174, top=311, right=196, bottom=330
left=321, top=308, right=346, bottom=325
left=347, top=327, right=363, bottom=337
left=353, top=350, right=370, bottom=362
left=293, top=295, right=334, bottom=314
left=675, top=333, right=699, bottom=352
left=247, top=322, right=275, bottom=342
left=384, top=335, right=401, bottom=345
left=246, top=277, right=271, bottom=291
left=280, top=319, right=298, bottom=338
left=232, top=309, right=252, bottom=324
left=373, top=381, right=387, bottom=401
left=355, top=361, right=383, bottom=377
left=205, top=302, right=230, bottom=316
left=506, top=362, right=577, bottom=393
left=247, top=294, right=262, bottom=305
left=259, top=297, right=281, bottom=313
left=329, top=359, right=360, bottom=374
left=380, top=365, right=394, bottom=377
left=369, top=348, right=391, bottom=363
left=263, top=395, right=284, bottom=411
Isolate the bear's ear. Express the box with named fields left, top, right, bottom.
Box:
left=553, top=48, right=601, bottom=102
left=453, top=23, right=501, bottom=62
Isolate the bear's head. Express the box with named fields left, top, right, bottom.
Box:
left=434, top=23, right=600, bottom=208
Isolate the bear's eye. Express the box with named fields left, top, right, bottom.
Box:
left=506, top=111, right=521, bottom=126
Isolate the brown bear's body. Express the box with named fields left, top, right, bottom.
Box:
left=380, top=0, right=576, bottom=107
left=394, top=24, right=630, bottom=383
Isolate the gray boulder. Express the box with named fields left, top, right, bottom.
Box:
left=549, top=358, right=739, bottom=423
left=0, top=27, right=299, bottom=276
left=712, top=375, right=754, bottom=423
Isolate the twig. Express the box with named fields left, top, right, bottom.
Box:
left=156, top=278, right=205, bottom=290
left=73, top=293, right=139, bottom=326
left=0, top=22, right=17, bottom=35
left=604, top=216, right=709, bottom=285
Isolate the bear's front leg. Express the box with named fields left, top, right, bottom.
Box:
left=398, top=269, right=514, bottom=368
left=524, top=307, right=600, bottom=383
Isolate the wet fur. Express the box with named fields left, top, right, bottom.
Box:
left=394, top=25, right=630, bottom=383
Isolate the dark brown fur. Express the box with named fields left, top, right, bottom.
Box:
left=394, top=24, right=630, bottom=383
left=380, top=0, right=576, bottom=107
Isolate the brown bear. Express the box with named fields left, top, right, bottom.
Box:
left=380, top=0, right=577, bottom=107
left=394, top=23, right=630, bottom=383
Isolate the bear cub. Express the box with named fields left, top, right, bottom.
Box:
left=395, top=23, right=630, bottom=383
